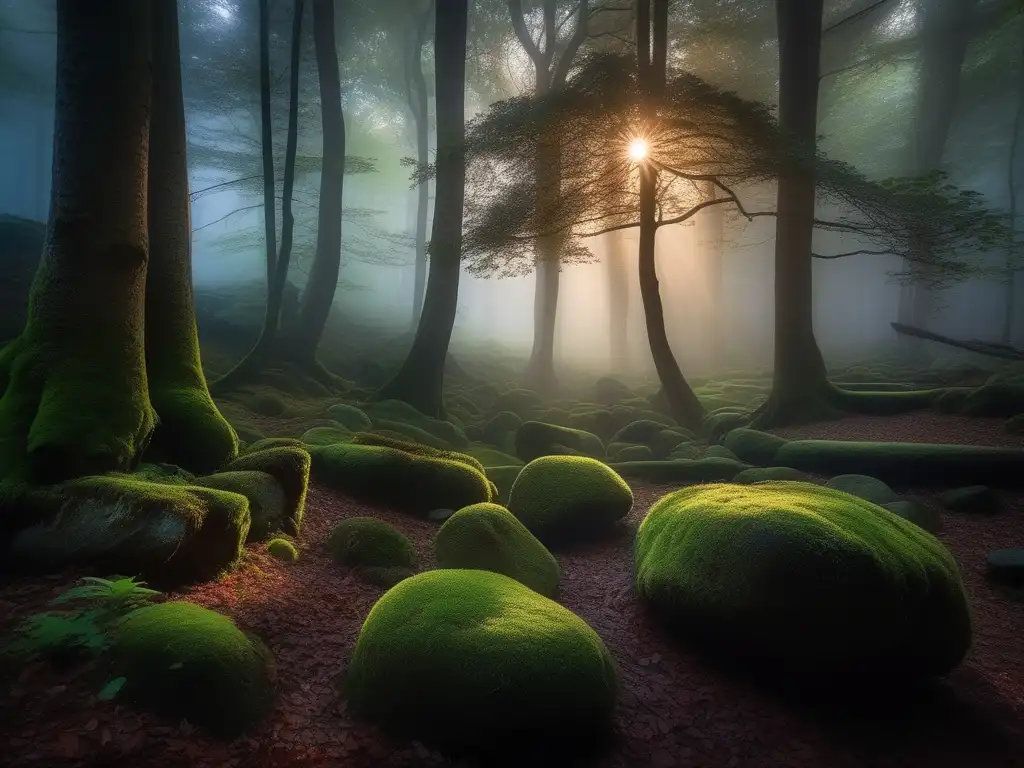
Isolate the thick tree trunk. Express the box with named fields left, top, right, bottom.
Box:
left=0, top=0, right=156, bottom=486
left=291, top=0, right=345, bottom=363
left=408, top=8, right=431, bottom=330
left=145, top=0, right=237, bottom=474
left=525, top=138, right=562, bottom=392
left=376, top=0, right=467, bottom=417
left=606, top=229, right=631, bottom=371
left=752, top=0, right=836, bottom=428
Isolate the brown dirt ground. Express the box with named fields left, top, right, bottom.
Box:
left=1, top=412, right=1022, bottom=768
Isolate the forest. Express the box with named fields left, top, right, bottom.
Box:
left=0, top=0, right=1022, bottom=766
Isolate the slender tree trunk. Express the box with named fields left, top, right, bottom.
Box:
left=0, top=0, right=156, bottom=485
left=291, top=0, right=345, bottom=363
left=34, top=106, right=48, bottom=220
left=1002, top=36, right=1023, bottom=344
left=145, top=0, right=237, bottom=473
left=698, top=178, right=724, bottom=370
left=525, top=136, right=562, bottom=392
left=606, top=229, right=631, bottom=370
left=376, top=0, right=467, bottom=417
left=751, top=0, right=835, bottom=428
left=409, top=5, right=432, bottom=330
left=259, top=0, right=278, bottom=301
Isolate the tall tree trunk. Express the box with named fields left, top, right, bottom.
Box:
left=408, top=3, right=432, bottom=330
left=259, top=0, right=278, bottom=304
left=34, top=106, right=48, bottom=220
left=145, top=0, right=237, bottom=473
left=751, top=0, right=834, bottom=428
left=1002, top=35, right=1023, bottom=344
left=0, top=0, right=156, bottom=485
left=897, top=0, right=979, bottom=332
left=606, top=229, right=631, bottom=370
left=291, top=0, right=345, bottom=364
left=698, top=178, right=724, bottom=370
left=210, top=0, right=305, bottom=394
left=376, top=0, right=467, bottom=417
left=637, top=0, right=704, bottom=430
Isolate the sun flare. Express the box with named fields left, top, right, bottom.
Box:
left=628, top=138, right=649, bottom=162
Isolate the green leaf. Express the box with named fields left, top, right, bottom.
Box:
left=97, top=677, right=126, bottom=702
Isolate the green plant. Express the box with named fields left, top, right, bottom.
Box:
left=51, top=576, right=161, bottom=621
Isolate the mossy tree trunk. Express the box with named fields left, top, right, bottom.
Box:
left=145, top=0, right=238, bottom=474
left=376, top=0, right=467, bottom=418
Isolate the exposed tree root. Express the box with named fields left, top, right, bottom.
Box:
left=891, top=322, right=1024, bottom=361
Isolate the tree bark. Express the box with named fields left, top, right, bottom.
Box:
left=376, top=0, right=467, bottom=417
left=0, top=0, right=156, bottom=486
left=408, top=2, right=432, bottom=330
left=259, top=0, right=278, bottom=305
left=291, top=0, right=345, bottom=363
left=751, top=0, right=836, bottom=428
left=145, top=0, right=238, bottom=474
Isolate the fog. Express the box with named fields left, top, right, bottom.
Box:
left=1, top=0, right=1021, bottom=382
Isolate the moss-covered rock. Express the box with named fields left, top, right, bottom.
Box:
left=194, top=470, right=291, bottom=541
left=609, top=443, right=655, bottom=462
left=508, top=456, right=632, bottom=544
left=349, top=432, right=486, bottom=475
left=301, top=425, right=353, bottom=447
left=635, top=482, right=971, bottom=682
left=327, top=516, right=416, bottom=568
left=883, top=500, right=941, bottom=535
left=223, top=446, right=310, bottom=534
left=667, top=443, right=703, bottom=460
left=110, top=602, right=276, bottom=737
left=435, top=503, right=560, bottom=597
left=466, top=445, right=523, bottom=468
left=490, top=388, right=543, bottom=420
left=594, top=377, right=632, bottom=405
left=324, top=403, right=372, bottom=431
left=266, top=537, right=299, bottom=562
left=231, top=388, right=288, bottom=417
left=610, top=458, right=747, bottom=484
left=4, top=475, right=250, bottom=587
left=485, top=465, right=522, bottom=505
left=343, top=569, right=617, bottom=746
left=936, top=485, right=1000, bottom=514
left=311, top=443, right=491, bottom=515
left=243, top=437, right=304, bottom=454
left=702, top=411, right=752, bottom=443
left=514, top=421, right=605, bottom=463
left=703, top=445, right=739, bottom=461
left=610, top=420, right=671, bottom=446
left=774, top=440, right=1024, bottom=486
left=825, top=474, right=899, bottom=506
left=481, top=411, right=523, bottom=449
left=722, top=428, right=788, bottom=466
left=362, top=399, right=469, bottom=449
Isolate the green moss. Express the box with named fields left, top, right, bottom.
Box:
left=243, top=437, right=304, bottom=453
left=231, top=389, right=288, bottom=417
left=722, top=428, right=788, bottom=466
left=668, top=443, right=703, bottom=460
left=350, top=432, right=486, bottom=474
left=961, top=383, right=1024, bottom=418
left=266, top=537, right=299, bottom=562
left=702, top=410, right=752, bottom=443
left=608, top=443, right=655, bottom=462
left=932, top=387, right=973, bottom=413
left=435, top=503, right=560, bottom=597
left=6, top=475, right=249, bottom=586
left=635, top=482, right=971, bottom=681
left=343, top=570, right=617, bottom=745
left=224, top=446, right=310, bottom=534
left=508, top=456, right=632, bottom=544
left=481, top=411, right=523, bottom=448
left=774, top=440, right=1024, bottom=486
left=485, top=465, right=522, bottom=505
left=467, top=444, right=523, bottom=467
left=490, top=388, right=543, bottom=419
left=514, top=421, right=605, bottom=463
left=110, top=602, right=276, bottom=738
left=610, top=458, right=747, bottom=484
left=732, top=466, right=812, bottom=484
left=363, top=399, right=469, bottom=449
left=301, top=425, right=353, bottom=447
left=564, top=408, right=617, bottom=440
left=324, top=403, right=372, bottom=431
left=327, top=517, right=415, bottom=568
left=194, top=470, right=290, bottom=541
left=311, top=442, right=491, bottom=514
left=825, top=474, right=898, bottom=506
left=373, top=418, right=454, bottom=449
left=703, top=445, right=739, bottom=461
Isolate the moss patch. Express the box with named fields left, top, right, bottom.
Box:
left=514, top=421, right=605, bottom=463
left=722, top=428, right=788, bottom=466
left=193, top=470, right=290, bottom=542
left=223, top=446, right=310, bottom=534
left=266, top=537, right=299, bottom=562
left=610, top=458, right=747, bottom=484
left=327, top=517, right=416, bottom=569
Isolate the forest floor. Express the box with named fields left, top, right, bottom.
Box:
left=1, top=411, right=1022, bottom=768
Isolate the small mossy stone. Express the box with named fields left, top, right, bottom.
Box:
left=703, top=411, right=752, bottom=444
left=435, top=503, right=560, bottom=597
left=224, top=446, right=310, bottom=535
left=733, top=466, right=811, bottom=484
left=825, top=474, right=899, bottom=507
left=883, top=500, right=941, bottom=535
left=194, top=470, right=288, bottom=542
left=324, top=403, right=372, bottom=431
left=722, top=428, right=788, bottom=465
left=985, top=549, right=1024, bottom=587
left=612, top=444, right=655, bottom=462
left=668, top=443, right=703, bottom=460
left=110, top=602, right=276, bottom=738
left=610, top=420, right=671, bottom=446
left=703, top=445, right=739, bottom=461
left=482, top=411, right=524, bottom=447
left=301, top=425, right=353, bottom=447
left=266, top=537, right=299, bottom=562
left=327, top=517, right=416, bottom=568
left=508, top=456, right=632, bottom=544
left=243, top=437, right=304, bottom=454
left=515, top=421, right=605, bottom=463
left=634, top=482, right=971, bottom=683
left=936, top=485, right=1000, bottom=515
left=355, top=565, right=416, bottom=588
left=610, top=458, right=747, bottom=484
left=343, top=569, right=617, bottom=746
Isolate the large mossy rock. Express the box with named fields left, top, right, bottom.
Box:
left=223, top=446, right=310, bottom=533
left=343, top=569, right=617, bottom=746
left=825, top=474, right=898, bottom=506
left=435, top=503, right=560, bottom=597
left=732, top=466, right=811, bottom=484
left=327, top=516, right=416, bottom=568
left=350, top=432, right=486, bottom=474
left=722, top=428, right=788, bottom=466
left=310, top=442, right=491, bottom=515
left=3, top=475, right=250, bottom=586
left=301, top=425, right=353, bottom=447
left=507, top=456, right=632, bottom=544
left=610, top=457, right=747, bottom=484
left=193, top=470, right=292, bottom=541
left=324, top=403, right=372, bottom=431
left=635, top=482, right=971, bottom=682
left=362, top=399, right=469, bottom=449
left=774, top=440, right=1024, bottom=487
left=110, top=601, right=277, bottom=738
left=514, top=421, right=605, bottom=463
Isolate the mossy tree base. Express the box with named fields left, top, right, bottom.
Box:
left=750, top=380, right=942, bottom=430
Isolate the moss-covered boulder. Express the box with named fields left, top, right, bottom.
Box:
left=722, top=428, right=788, bottom=466
left=490, top=389, right=543, bottom=420
left=466, top=445, right=523, bottom=468
left=324, top=403, right=372, bottom=432
left=301, top=425, right=353, bottom=447
left=514, top=421, right=605, bottom=463
left=703, top=411, right=752, bottom=443
left=243, top=437, right=304, bottom=454
left=194, top=470, right=293, bottom=541
left=610, top=457, right=747, bottom=484
left=110, top=602, right=276, bottom=738
left=703, top=445, right=739, bottom=461
left=732, top=466, right=811, bottom=484
left=435, top=503, right=560, bottom=597
left=481, top=411, right=523, bottom=449
left=608, top=443, right=655, bottom=462
left=485, top=465, right=522, bottom=505
left=311, top=443, right=491, bottom=515
left=936, top=485, right=1000, bottom=514
left=884, top=500, right=941, bottom=535
left=266, top=537, right=299, bottom=562
left=327, top=516, right=416, bottom=569
left=3, top=475, right=250, bottom=586
left=224, top=446, right=310, bottom=534
left=343, top=569, right=617, bottom=746
left=362, top=399, right=469, bottom=449
left=635, top=482, right=971, bottom=682
left=825, top=474, right=899, bottom=507
left=507, top=456, right=632, bottom=544
left=350, top=432, right=486, bottom=474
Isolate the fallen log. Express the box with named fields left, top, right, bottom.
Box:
left=891, top=322, right=1024, bottom=361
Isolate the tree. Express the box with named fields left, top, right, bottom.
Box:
left=1001, top=14, right=1024, bottom=343
left=0, top=0, right=235, bottom=494
left=376, top=0, right=468, bottom=417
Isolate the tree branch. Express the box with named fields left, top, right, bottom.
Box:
left=508, top=0, right=543, bottom=65
left=552, top=0, right=591, bottom=88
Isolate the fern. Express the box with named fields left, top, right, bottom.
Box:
left=51, top=575, right=160, bottom=621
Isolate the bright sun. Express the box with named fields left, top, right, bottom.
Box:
left=628, top=138, right=649, bottom=162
